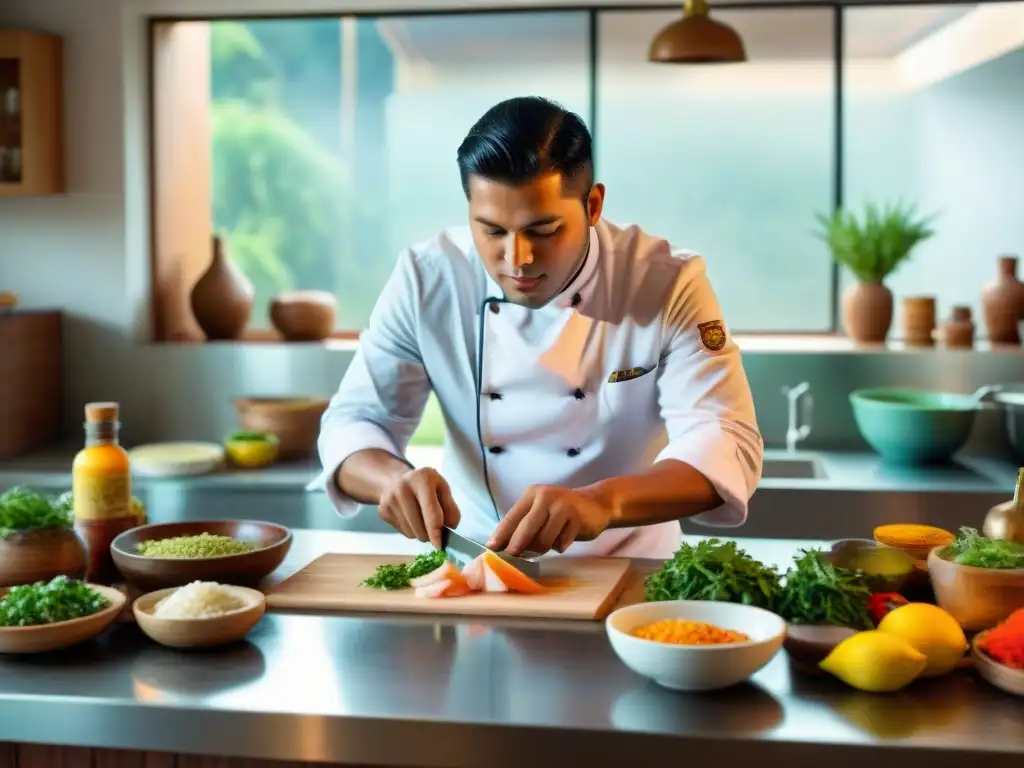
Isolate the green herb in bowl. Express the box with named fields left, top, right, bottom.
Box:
left=0, top=486, right=74, bottom=539
left=643, top=538, right=782, bottom=609
left=775, top=549, right=873, bottom=629
left=940, top=527, right=1024, bottom=569
left=0, top=575, right=110, bottom=627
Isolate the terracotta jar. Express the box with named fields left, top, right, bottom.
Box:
left=941, top=306, right=975, bottom=349
left=981, top=255, right=1024, bottom=345
left=842, top=282, right=893, bottom=343
left=190, top=235, right=254, bottom=340
left=901, top=295, right=936, bottom=347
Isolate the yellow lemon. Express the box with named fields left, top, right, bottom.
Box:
left=876, top=603, right=968, bottom=677
left=819, top=630, right=927, bottom=692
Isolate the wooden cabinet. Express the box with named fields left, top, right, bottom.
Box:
left=0, top=29, right=63, bottom=197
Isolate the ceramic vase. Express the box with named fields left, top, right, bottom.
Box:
left=190, top=235, right=254, bottom=341
left=842, top=281, right=893, bottom=343
left=981, top=255, right=1024, bottom=345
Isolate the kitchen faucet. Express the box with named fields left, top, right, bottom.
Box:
left=782, top=381, right=813, bottom=453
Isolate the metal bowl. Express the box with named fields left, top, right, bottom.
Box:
left=825, top=538, right=917, bottom=593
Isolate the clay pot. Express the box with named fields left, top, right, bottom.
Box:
left=190, top=235, right=254, bottom=340
left=841, top=281, right=893, bottom=343
left=941, top=305, right=975, bottom=349
left=0, top=527, right=88, bottom=587
left=901, top=295, right=936, bottom=347
left=270, top=290, right=337, bottom=341
left=981, top=255, right=1024, bottom=345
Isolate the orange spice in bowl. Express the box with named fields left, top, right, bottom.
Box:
left=629, top=619, right=750, bottom=646
left=874, top=524, right=955, bottom=561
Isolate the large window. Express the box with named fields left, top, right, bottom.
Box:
left=150, top=3, right=1024, bottom=341
left=843, top=2, right=1024, bottom=330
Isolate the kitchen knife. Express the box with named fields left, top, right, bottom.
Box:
left=440, top=526, right=542, bottom=579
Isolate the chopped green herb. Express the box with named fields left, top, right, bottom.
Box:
left=643, top=538, right=782, bottom=609
left=0, top=486, right=74, bottom=539
left=775, top=549, right=873, bottom=629
left=941, top=527, right=1024, bottom=569
left=361, top=549, right=447, bottom=590
left=0, top=575, right=110, bottom=627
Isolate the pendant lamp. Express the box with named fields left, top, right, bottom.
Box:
left=648, top=0, right=747, bottom=64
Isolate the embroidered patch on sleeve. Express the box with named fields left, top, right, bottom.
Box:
left=607, top=366, right=652, bottom=384
left=698, top=320, right=727, bottom=352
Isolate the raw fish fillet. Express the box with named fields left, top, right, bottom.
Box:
left=410, top=560, right=461, bottom=589
left=482, top=551, right=545, bottom=594
left=462, top=555, right=486, bottom=591
left=461, top=552, right=545, bottom=594
left=414, top=578, right=471, bottom=599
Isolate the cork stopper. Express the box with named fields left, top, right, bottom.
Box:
left=84, top=402, right=120, bottom=423
left=951, top=306, right=972, bottom=322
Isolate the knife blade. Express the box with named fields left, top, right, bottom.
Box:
left=440, top=526, right=542, bottom=579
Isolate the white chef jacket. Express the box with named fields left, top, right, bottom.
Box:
left=315, top=219, right=763, bottom=558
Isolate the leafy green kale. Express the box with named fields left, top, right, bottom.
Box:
left=775, top=549, right=873, bottom=629
left=643, top=538, right=782, bottom=609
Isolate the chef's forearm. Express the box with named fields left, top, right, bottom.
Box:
left=334, top=449, right=414, bottom=505
left=580, top=459, right=723, bottom=527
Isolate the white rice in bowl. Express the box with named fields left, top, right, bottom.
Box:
left=152, top=581, right=253, bottom=619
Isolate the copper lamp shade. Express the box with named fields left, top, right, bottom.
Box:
left=648, top=0, right=747, bottom=64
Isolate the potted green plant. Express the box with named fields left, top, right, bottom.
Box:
left=815, top=201, right=936, bottom=343
left=0, top=486, right=87, bottom=587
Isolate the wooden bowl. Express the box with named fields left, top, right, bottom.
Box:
left=110, top=520, right=292, bottom=591
left=927, top=547, right=1024, bottom=632
left=0, top=527, right=88, bottom=588
left=133, top=585, right=266, bottom=649
left=0, top=584, right=126, bottom=654
left=233, top=396, right=329, bottom=459
left=269, top=290, right=337, bottom=341
left=783, top=623, right=858, bottom=669
left=972, top=630, right=1024, bottom=697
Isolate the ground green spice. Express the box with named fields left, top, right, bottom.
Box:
left=137, top=532, right=257, bottom=558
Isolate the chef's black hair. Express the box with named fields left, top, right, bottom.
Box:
left=457, top=96, right=594, bottom=202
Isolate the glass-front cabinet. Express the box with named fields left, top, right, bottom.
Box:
left=0, top=29, right=62, bottom=197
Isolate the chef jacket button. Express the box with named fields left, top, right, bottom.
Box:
left=488, top=446, right=505, bottom=455
left=487, top=392, right=503, bottom=401
left=571, top=293, right=582, bottom=307
left=567, top=448, right=581, bottom=457
left=573, top=388, right=585, bottom=400
left=489, top=302, right=500, bottom=315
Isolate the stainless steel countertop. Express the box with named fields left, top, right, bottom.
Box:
left=0, top=530, right=1022, bottom=767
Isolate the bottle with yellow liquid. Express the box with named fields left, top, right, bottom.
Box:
left=72, top=402, right=135, bottom=584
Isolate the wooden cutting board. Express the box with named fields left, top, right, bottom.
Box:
left=264, top=554, right=633, bottom=621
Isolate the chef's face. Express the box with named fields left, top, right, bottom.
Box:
left=467, top=172, right=605, bottom=309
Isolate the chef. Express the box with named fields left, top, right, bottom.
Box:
left=315, top=96, right=763, bottom=559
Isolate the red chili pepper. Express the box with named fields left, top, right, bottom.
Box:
left=868, top=592, right=908, bottom=625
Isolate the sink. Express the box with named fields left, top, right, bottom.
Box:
left=761, top=456, right=827, bottom=480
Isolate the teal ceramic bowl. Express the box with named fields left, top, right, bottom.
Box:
left=849, top=388, right=979, bottom=465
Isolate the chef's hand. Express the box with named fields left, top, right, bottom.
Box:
left=487, top=485, right=611, bottom=556
left=379, top=467, right=461, bottom=549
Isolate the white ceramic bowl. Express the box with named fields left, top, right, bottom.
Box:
left=606, top=600, right=786, bottom=691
